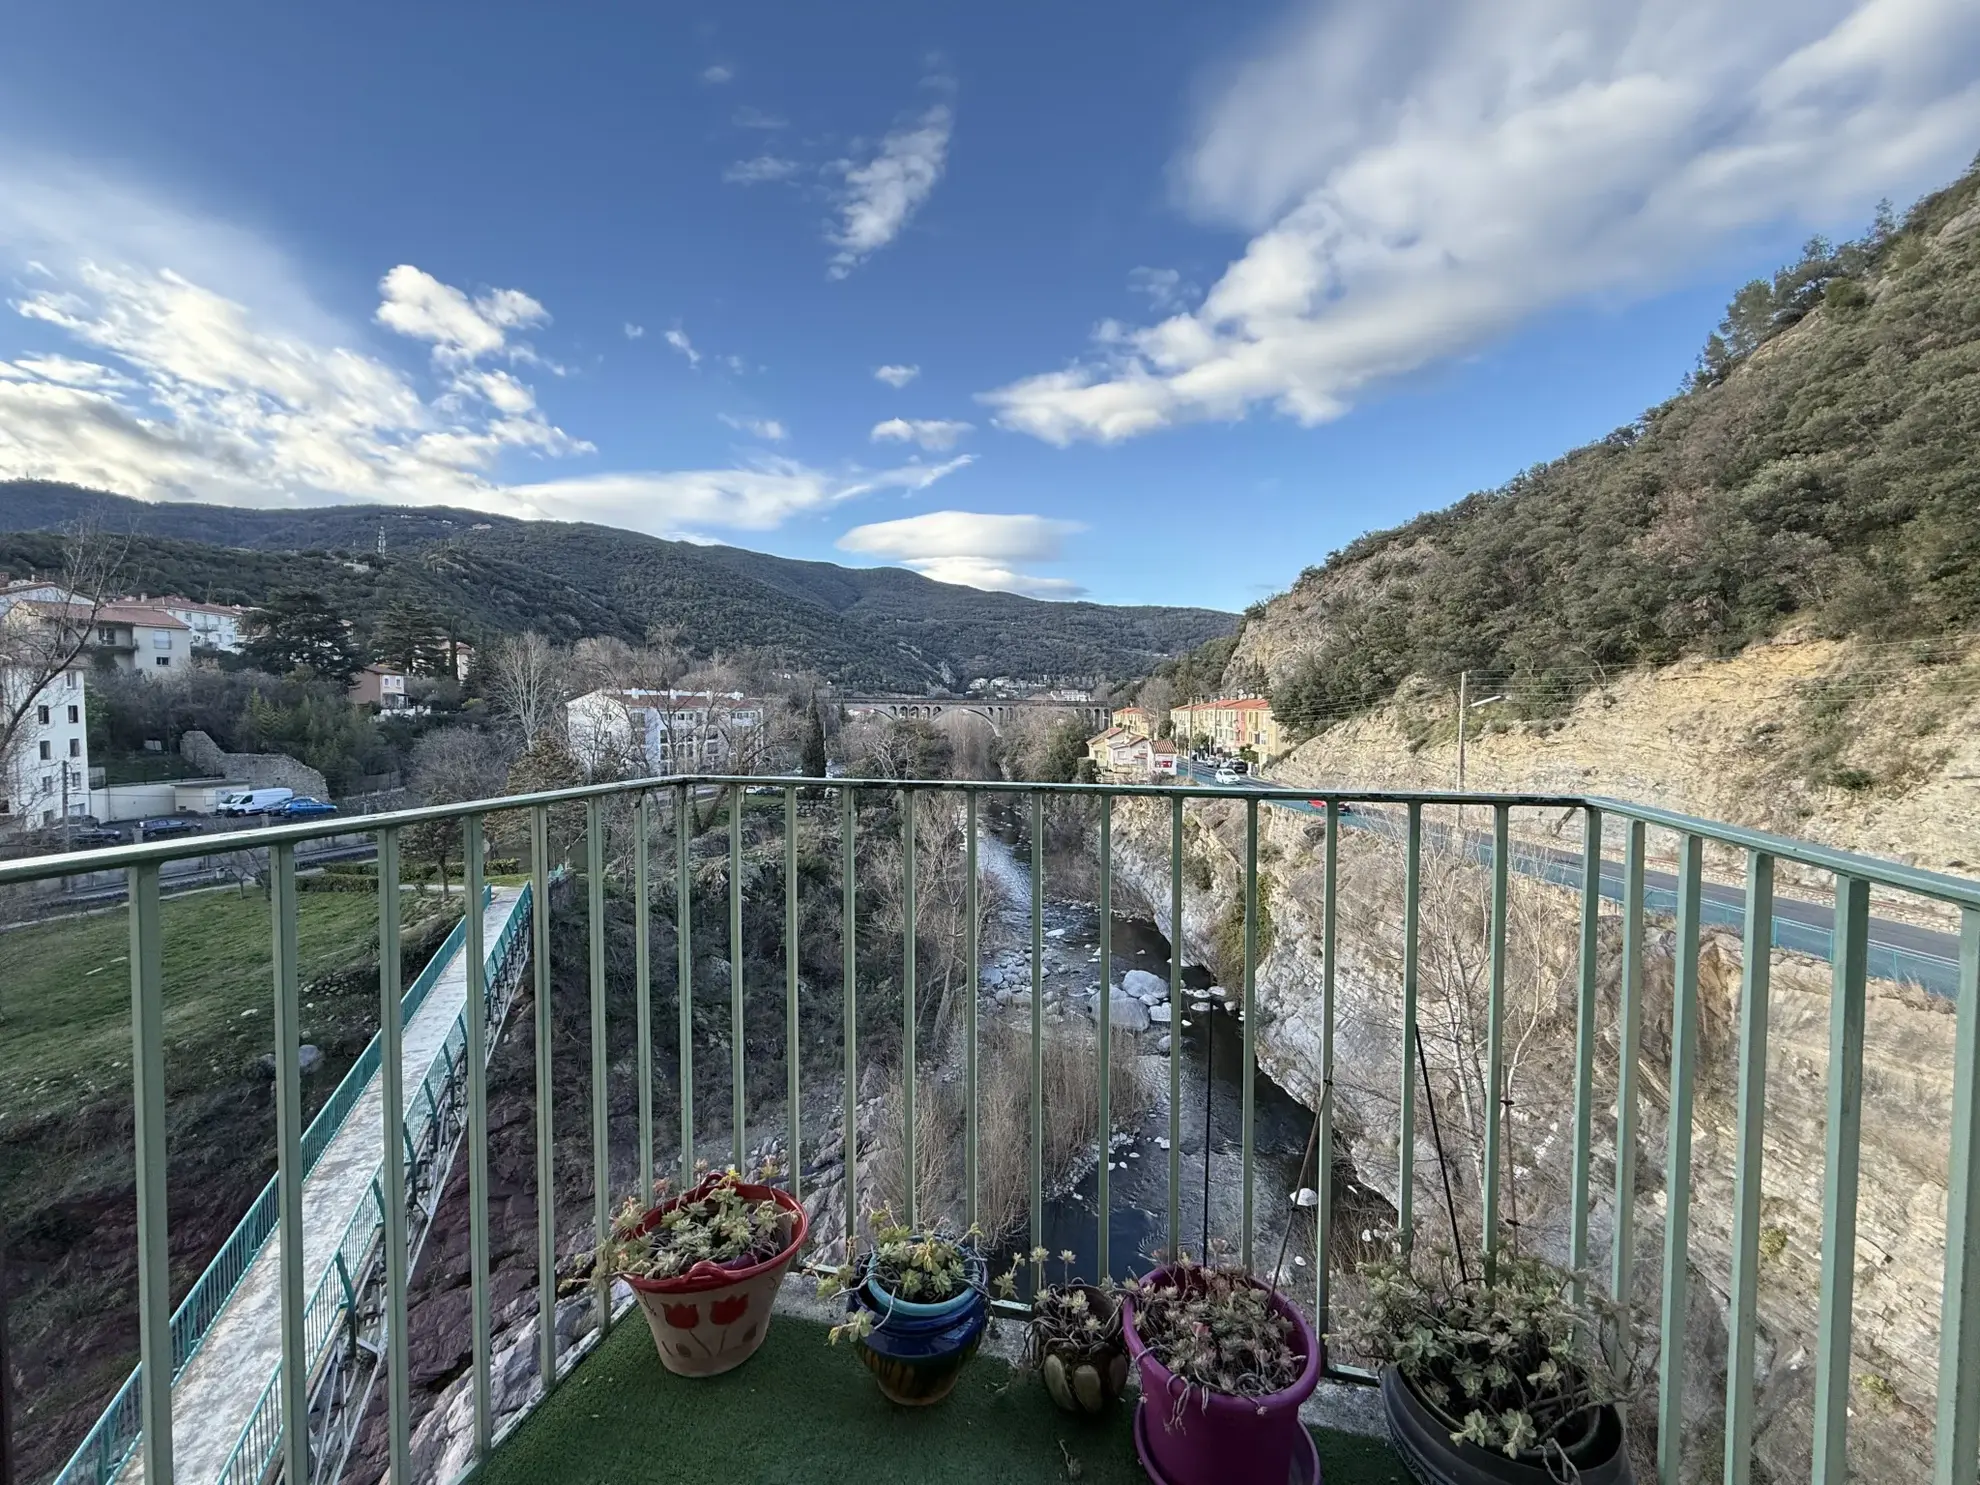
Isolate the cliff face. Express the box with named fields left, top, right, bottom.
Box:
left=1110, top=795, right=1956, bottom=1482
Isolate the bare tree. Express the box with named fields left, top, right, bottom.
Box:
left=486, top=631, right=564, bottom=746
left=0, top=524, right=125, bottom=828
left=407, top=726, right=515, bottom=893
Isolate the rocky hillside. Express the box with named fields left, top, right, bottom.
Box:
left=1228, top=156, right=1980, bottom=746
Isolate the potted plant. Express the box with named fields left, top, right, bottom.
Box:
left=1333, top=1250, right=1637, bottom=1484
left=1122, top=1255, right=1322, bottom=1485
left=597, top=1164, right=809, bottom=1378
left=1000, top=1247, right=1129, bottom=1415
left=820, top=1208, right=990, bottom=1406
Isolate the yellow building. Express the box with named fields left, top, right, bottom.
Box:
left=1110, top=704, right=1154, bottom=737
left=1170, top=697, right=1285, bottom=759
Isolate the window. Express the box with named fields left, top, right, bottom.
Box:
left=38, top=741, right=51, bottom=760
left=156, top=656, right=172, bottom=668
left=40, top=774, right=52, bottom=796
left=98, top=626, right=117, bottom=644
left=152, top=631, right=172, bottom=649
left=37, top=704, right=49, bottom=724
left=68, top=738, right=81, bottom=757
left=67, top=705, right=78, bottom=724
left=65, top=670, right=77, bottom=689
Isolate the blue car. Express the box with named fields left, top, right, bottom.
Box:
left=276, top=796, right=338, bottom=819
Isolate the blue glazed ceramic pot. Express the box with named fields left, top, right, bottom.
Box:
left=849, top=1252, right=989, bottom=1405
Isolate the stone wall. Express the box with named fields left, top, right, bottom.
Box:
left=179, top=729, right=329, bottom=799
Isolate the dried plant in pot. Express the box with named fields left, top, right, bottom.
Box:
left=818, top=1208, right=991, bottom=1406
left=1333, top=1249, right=1639, bottom=1484
left=593, top=1163, right=808, bottom=1378
left=999, top=1247, right=1128, bottom=1415
left=1121, top=1255, right=1323, bottom=1485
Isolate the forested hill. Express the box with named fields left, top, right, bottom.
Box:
left=0, top=485, right=1234, bottom=690
left=1229, top=157, right=1980, bottom=734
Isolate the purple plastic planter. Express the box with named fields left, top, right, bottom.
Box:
left=1122, top=1267, right=1324, bottom=1485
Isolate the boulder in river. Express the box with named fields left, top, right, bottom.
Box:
left=1121, top=969, right=1167, bottom=1003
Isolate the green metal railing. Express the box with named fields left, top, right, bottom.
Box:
left=5, top=777, right=1978, bottom=1485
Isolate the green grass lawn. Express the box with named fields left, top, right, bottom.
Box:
left=479, top=1314, right=1411, bottom=1485
left=0, top=888, right=438, bottom=1133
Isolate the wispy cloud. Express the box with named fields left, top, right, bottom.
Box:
left=837, top=509, right=1084, bottom=597
left=702, top=64, right=734, bottom=85
left=733, top=106, right=788, bottom=131
left=870, top=416, right=971, bottom=451
left=663, top=327, right=701, bottom=368
left=622, top=322, right=645, bottom=340
left=723, top=155, right=801, bottom=186
left=873, top=363, right=920, bottom=388
left=828, top=102, right=952, bottom=278
left=720, top=412, right=788, bottom=442
left=1127, top=266, right=1193, bottom=312
left=985, top=0, right=1980, bottom=444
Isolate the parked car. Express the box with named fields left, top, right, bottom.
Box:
left=69, top=826, right=125, bottom=847
left=275, top=796, right=337, bottom=819
left=138, top=816, right=202, bottom=840
left=1214, top=768, right=1241, bottom=784
left=218, top=787, right=295, bottom=816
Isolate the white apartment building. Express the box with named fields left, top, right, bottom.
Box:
left=1, top=665, right=89, bottom=828
left=566, top=689, right=768, bottom=776
left=8, top=598, right=194, bottom=677
left=156, top=597, right=250, bottom=653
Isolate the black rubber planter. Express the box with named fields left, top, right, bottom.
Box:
left=1381, top=1368, right=1634, bottom=1484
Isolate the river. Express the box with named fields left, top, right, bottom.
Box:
left=974, top=808, right=1320, bottom=1295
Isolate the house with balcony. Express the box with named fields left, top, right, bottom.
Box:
left=1171, top=695, right=1285, bottom=759
left=155, top=597, right=252, bottom=654
left=348, top=664, right=410, bottom=712
left=566, top=687, right=769, bottom=776
left=9, top=597, right=194, bottom=677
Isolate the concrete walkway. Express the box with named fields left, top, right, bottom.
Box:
left=122, top=887, right=525, bottom=1485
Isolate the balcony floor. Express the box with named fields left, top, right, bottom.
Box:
left=480, top=1313, right=1410, bottom=1485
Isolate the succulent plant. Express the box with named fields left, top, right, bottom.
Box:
left=1000, top=1248, right=1128, bottom=1413
left=1124, top=1255, right=1306, bottom=1407
left=1331, top=1249, right=1637, bottom=1461
left=595, top=1165, right=789, bottom=1283
left=818, top=1207, right=986, bottom=1344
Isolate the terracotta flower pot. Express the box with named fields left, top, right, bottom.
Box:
left=1122, top=1266, right=1322, bottom=1485
left=622, top=1178, right=809, bottom=1378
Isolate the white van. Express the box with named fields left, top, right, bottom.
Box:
left=217, top=787, right=295, bottom=817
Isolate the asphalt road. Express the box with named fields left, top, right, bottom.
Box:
left=1180, top=762, right=1963, bottom=994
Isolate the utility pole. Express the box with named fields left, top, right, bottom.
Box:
left=1455, top=671, right=1469, bottom=793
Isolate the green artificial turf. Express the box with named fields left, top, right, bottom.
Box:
left=476, top=1313, right=1413, bottom=1485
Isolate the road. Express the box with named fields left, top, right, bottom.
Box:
left=1179, top=762, right=1963, bottom=996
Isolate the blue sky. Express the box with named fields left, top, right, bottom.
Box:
left=1, top=1, right=1976, bottom=611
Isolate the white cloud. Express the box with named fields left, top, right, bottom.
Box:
left=828, top=104, right=952, bottom=278
left=720, top=412, right=788, bottom=442
left=702, top=64, right=734, bottom=84
left=1127, top=267, right=1193, bottom=311
left=985, top=0, right=1980, bottom=444
left=873, top=362, right=920, bottom=387
left=836, top=509, right=1083, bottom=595
left=623, top=322, right=645, bottom=339
left=375, top=264, right=548, bottom=365
left=663, top=327, right=701, bottom=367
left=870, top=416, right=972, bottom=451
left=724, top=155, right=801, bottom=185
left=733, top=106, right=788, bottom=130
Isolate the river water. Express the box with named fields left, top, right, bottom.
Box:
left=974, top=809, right=1320, bottom=1294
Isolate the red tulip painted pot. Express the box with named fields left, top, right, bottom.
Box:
left=622, top=1178, right=809, bottom=1378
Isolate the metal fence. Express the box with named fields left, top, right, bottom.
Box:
left=3, top=777, right=1978, bottom=1485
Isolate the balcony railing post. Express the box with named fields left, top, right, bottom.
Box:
left=1812, top=873, right=1871, bottom=1484
left=1317, top=799, right=1339, bottom=1328
left=1568, top=807, right=1602, bottom=1301
left=787, top=786, right=803, bottom=1207
left=1399, top=802, right=1421, bottom=1254
left=465, top=814, right=492, bottom=1457
left=1168, top=795, right=1184, bottom=1260
left=1482, top=805, right=1510, bottom=1276
left=964, top=791, right=978, bottom=1231
left=1932, top=909, right=1980, bottom=1484
left=1098, top=794, right=1114, bottom=1277
left=901, top=787, right=918, bottom=1231
left=584, top=801, right=610, bottom=1344
left=731, top=788, right=746, bottom=1173
left=678, top=784, right=695, bottom=1189
left=1241, top=797, right=1258, bottom=1270
left=842, top=785, right=859, bottom=1257
left=271, top=841, right=308, bottom=1485
left=636, top=793, right=655, bottom=1199
left=1610, top=819, right=1647, bottom=1341
left=530, top=805, right=557, bottom=1397
left=1030, top=790, right=1045, bottom=1287
left=1656, top=832, right=1704, bottom=1485
left=129, top=861, right=173, bottom=1485
left=377, top=828, right=413, bottom=1481
left=1724, top=851, right=1774, bottom=1485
